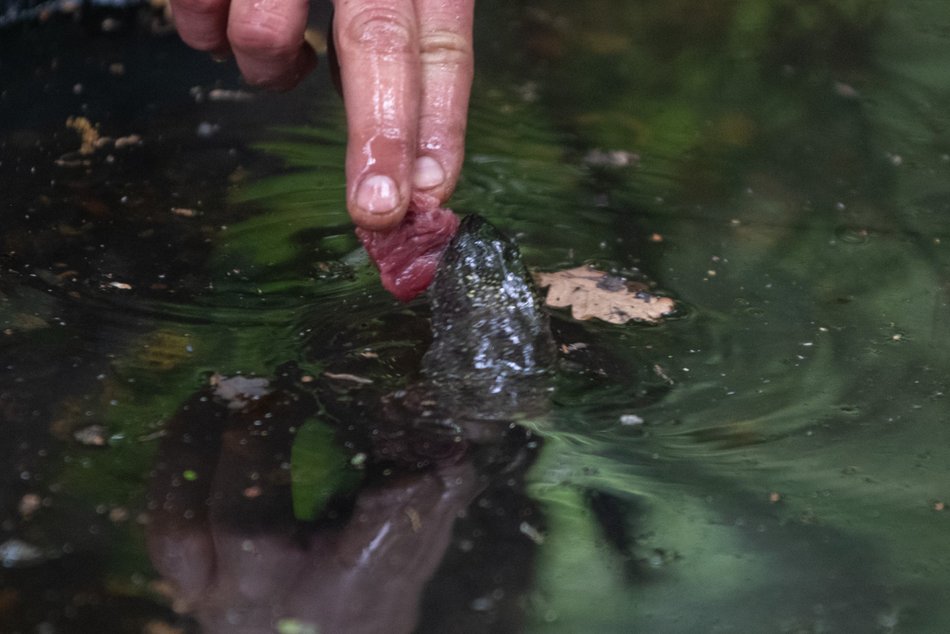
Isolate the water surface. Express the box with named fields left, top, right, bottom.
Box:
left=2, top=1, right=950, bottom=632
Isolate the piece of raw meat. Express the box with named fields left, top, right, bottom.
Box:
left=356, top=193, right=460, bottom=301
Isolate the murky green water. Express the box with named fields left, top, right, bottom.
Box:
left=3, top=1, right=950, bottom=632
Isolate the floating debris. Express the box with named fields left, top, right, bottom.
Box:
left=323, top=372, right=374, bottom=385
left=18, top=494, right=42, bottom=518
left=536, top=265, right=675, bottom=324
left=583, top=148, right=639, bottom=168
left=195, top=122, right=220, bottom=138
left=0, top=539, right=44, bottom=568
left=303, top=27, right=327, bottom=53
left=405, top=507, right=422, bottom=532
left=66, top=116, right=99, bottom=155
left=619, top=414, right=644, bottom=426
left=559, top=342, right=588, bottom=354
left=109, top=507, right=130, bottom=523
left=73, top=424, right=108, bottom=446
left=210, top=373, right=272, bottom=410
left=207, top=88, right=255, bottom=102
left=519, top=521, right=545, bottom=544
left=114, top=134, right=142, bottom=149
left=834, top=81, right=859, bottom=98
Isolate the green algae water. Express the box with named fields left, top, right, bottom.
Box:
left=3, top=1, right=950, bottom=632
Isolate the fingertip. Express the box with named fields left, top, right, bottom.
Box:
left=277, top=43, right=319, bottom=91
left=236, top=42, right=317, bottom=91
left=413, top=149, right=463, bottom=204
left=227, top=0, right=313, bottom=90
left=357, top=174, right=400, bottom=214
left=412, top=155, right=446, bottom=190
left=350, top=173, right=409, bottom=231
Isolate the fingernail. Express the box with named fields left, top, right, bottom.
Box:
left=412, top=156, right=445, bottom=190
left=355, top=174, right=399, bottom=215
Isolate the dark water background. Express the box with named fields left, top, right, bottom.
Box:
left=2, top=1, right=950, bottom=632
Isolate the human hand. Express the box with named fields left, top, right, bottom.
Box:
left=168, top=0, right=475, bottom=232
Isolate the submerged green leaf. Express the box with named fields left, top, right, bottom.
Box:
left=290, top=418, right=360, bottom=522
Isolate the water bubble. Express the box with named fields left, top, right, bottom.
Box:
left=619, top=414, right=644, bottom=426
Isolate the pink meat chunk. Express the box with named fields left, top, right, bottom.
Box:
left=356, top=193, right=460, bottom=301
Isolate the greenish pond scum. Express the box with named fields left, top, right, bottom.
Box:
left=2, top=0, right=950, bottom=632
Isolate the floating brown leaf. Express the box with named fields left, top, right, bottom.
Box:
left=66, top=116, right=100, bottom=155
left=536, top=265, right=675, bottom=324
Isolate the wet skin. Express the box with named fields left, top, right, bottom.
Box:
left=168, top=0, right=476, bottom=232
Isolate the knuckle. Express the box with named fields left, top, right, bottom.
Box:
left=341, top=7, right=416, bottom=55
left=419, top=29, right=472, bottom=67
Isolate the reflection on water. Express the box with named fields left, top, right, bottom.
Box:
left=146, top=368, right=542, bottom=634
left=3, top=0, right=950, bottom=632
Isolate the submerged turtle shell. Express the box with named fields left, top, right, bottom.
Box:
left=422, top=215, right=556, bottom=386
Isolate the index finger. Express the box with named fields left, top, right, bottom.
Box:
left=333, top=0, right=421, bottom=231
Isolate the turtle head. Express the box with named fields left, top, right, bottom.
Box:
left=422, top=215, right=556, bottom=383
